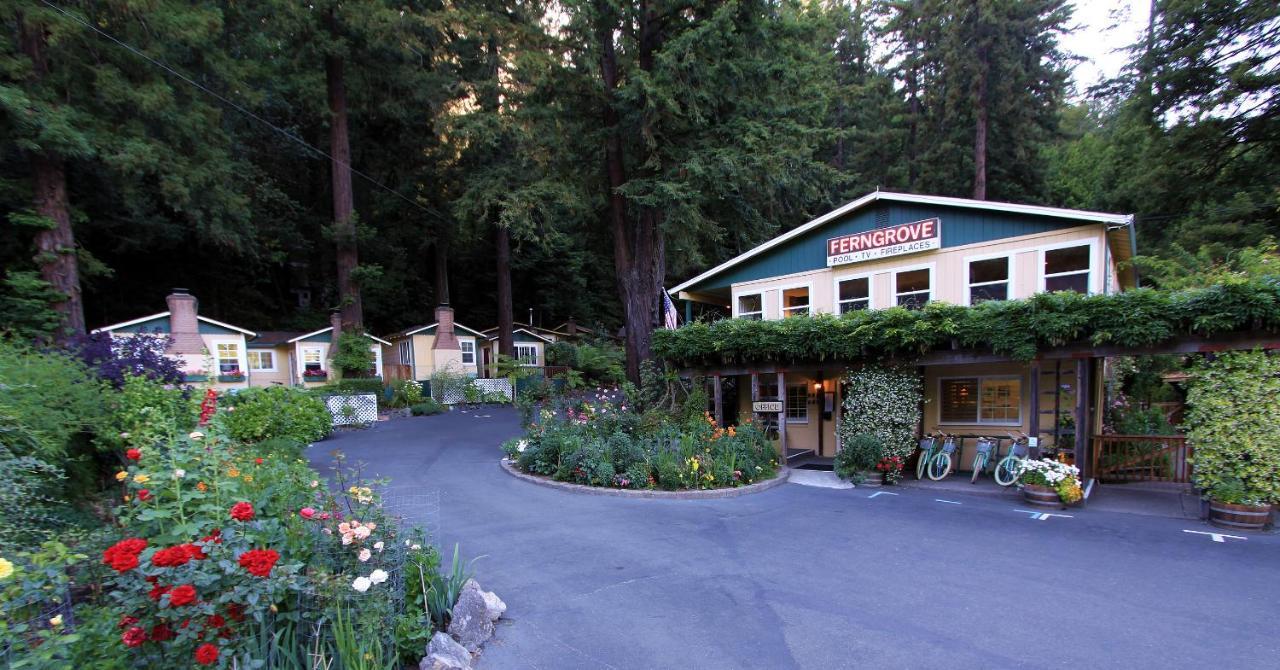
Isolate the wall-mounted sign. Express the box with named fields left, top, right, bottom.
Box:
left=826, top=218, right=941, bottom=267
left=752, top=401, right=783, bottom=413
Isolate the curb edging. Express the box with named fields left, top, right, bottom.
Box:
left=499, top=458, right=790, bottom=499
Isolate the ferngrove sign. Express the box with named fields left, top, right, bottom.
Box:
left=826, top=218, right=940, bottom=267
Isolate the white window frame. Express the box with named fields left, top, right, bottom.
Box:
left=785, top=383, right=809, bottom=424
left=733, top=291, right=765, bottom=320
left=515, top=343, right=539, bottom=366
left=937, top=375, right=1023, bottom=426
left=832, top=271, right=875, bottom=313
left=459, top=338, right=476, bottom=365
left=892, top=262, right=935, bottom=309
left=247, top=350, right=277, bottom=372
left=210, top=338, right=245, bottom=375
left=1038, top=239, right=1098, bottom=295
left=963, top=252, right=1015, bottom=306
left=300, top=345, right=325, bottom=373
left=369, top=345, right=383, bottom=377
left=398, top=340, right=413, bottom=367
left=776, top=281, right=814, bottom=318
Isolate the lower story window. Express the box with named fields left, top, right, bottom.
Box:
left=785, top=384, right=808, bottom=423
left=247, top=350, right=275, bottom=371
left=939, top=377, right=1022, bottom=425
left=302, top=347, right=324, bottom=372
left=460, top=340, right=475, bottom=364
left=216, top=343, right=240, bottom=374
left=515, top=344, right=538, bottom=365
left=398, top=341, right=413, bottom=366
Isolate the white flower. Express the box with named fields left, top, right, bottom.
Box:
left=410, top=544, right=421, bottom=550
left=369, top=569, right=388, bottom=584
left=358, top=548, right=371, bottom=562
left=374, top=541, right=384, bottom=552
left=310, top=480, right=319, bottom=488
left=189, top=431, right=204, bottom=440
left=173, top=469, right=186, bottom=479
left=516, top=440, right=527, bottom=453
left=351, top=576, right=371, bottom=592
left=49, top=614, right=63, bottom=627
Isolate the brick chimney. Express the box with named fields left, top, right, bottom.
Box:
left=165, top=289, right=204, bottom=355
left=330, top=311, right=344, bottom=339
left=432, top=304, right=459, bottom=350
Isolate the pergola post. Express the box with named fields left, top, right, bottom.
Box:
left=1074, top=357, right=1091, bottom=481
left=750, top=372, right=760, bottom=425
left=712, top=373, right=723, bottom=426
left=776, top=371, right=787, bottom=459
left=1029, top=361, right=1040, bottom=445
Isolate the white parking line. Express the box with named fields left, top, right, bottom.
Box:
left=1014, top=509, right=1073, bottom=521
left=1183, top=529, right=1246, bottom=543
left=935, top=499, right=961, bottom=505
left=867, top=491, right=898, bottom=499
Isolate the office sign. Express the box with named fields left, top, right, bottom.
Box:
left=826, top=218, right=941, bottom=267
left=752, top=401, right=783, bottom=413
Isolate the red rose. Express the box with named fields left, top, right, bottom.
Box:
left=167, top=584, right=197, bottom=607
left=185, top=542, right=208, bottom=560
left=118, top=615, right=139, bottom=629
left=126, top=448, right=142, bottom=461
left=201, top=528, right=223, bottom=545
left=150, top=623, right=175, bottom=642
left=229, top=502, right=254, bottom=522
left=194, top=643, right=219, bottom=665
left=237, top=549, right=280, bottom=578
left=121, top=626, right=147, bottom=648
left=225, top=603, right=245, bottom=622
left=255, top=457, right=264, bottom=465
left=151, top=546, right=192, bottom=568
left=205, top=614, right=226, bottom=629
left=137, top=489, right=151, bottom=502
left=102, top=538, right=147, bottom=572
left=148, top=583, right=171, bottom=602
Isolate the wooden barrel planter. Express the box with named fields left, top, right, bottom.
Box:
left=1023, top=484, right=1063, bottom=509
left=859, top=471, right=882, bottom=488
left=1208, top=500, right=1273, bottom=532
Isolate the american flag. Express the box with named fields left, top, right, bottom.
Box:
left=661, top=289, right=680, bottom=330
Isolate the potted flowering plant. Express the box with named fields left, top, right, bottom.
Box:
left=303, top=368, right=329, bottom=381
left=1017, top=458, right=1082, bottom=508
left=1204, top=478, right=1272, bottom=532
left=217, top=366, right=245, bottom=382
left=876, top=455, right=905, bottom=485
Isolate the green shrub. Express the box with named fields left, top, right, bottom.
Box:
left=411, top=399, right=445, bottom=416
left=837, top=365, right=923, bottom=461
left=0, top=415, right=68, bottom=552
left=1186, top=350, right=1280, bottom=502
left=100, top=374, right=196, bottom=451
left=391, top=378, right=424, bottom=408
left=834, top=433, right=882, bottom=481
left=576, top=343, right=626, bottom=384
left=545, top=341, right=578, bottom=367
left=1111, top=405, right=1176, bottom=435
left=221, top=386, right=332, bottom=444
left=332, top=331, right=377, bottom=377
left=0, top=340, right=107, bottom=460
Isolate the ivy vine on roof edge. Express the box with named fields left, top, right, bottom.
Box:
left=652, top=277, right=1280, bottom=366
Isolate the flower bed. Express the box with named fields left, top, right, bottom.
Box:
left=501, top=394, right=779, bottom=491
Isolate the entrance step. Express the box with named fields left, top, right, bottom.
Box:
left=788, top=469, right=854, bottom=490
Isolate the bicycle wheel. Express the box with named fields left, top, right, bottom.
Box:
left=927, top=452, right=951, bottom=481
left=916, top=451, right=929, bottom=480
left=994, top=457, right=1018, bottom=486
left=970, top=455, right=985, bottom=484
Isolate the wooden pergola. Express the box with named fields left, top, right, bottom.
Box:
left=680, top=331, right=1280, bottom=482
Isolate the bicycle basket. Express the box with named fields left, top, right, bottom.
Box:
left=1011, top=443, right=1028, bottom=458
left=918, top=438, right=934, bottom=450
left=976, top=439, right=995, bottom=455
left=942, top=439, right=958, bottom=454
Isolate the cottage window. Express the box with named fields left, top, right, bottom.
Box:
left=785, top=384, right=809, bottom=423
left=460, top=340, right=475, bottom=365
left=215, top=343, right=240, bottom=373
left=837, top=276, right=870, bottom=313
left=782, top=287, right=810, bottom=317
left=247, top=350, right=276, bottom=372
left=515, top=344, right=538, bottom=366
left=301, top=347, right=324, bottom=372
left=1044, top=244, right=1091, bottom=293
left=968, top=256, right=1010, bottom=304
left=895, top=268, right=931, bottom=309
left=737, top=293, right=763, bottom=320
left=939, top=377, right=1022, bottom=425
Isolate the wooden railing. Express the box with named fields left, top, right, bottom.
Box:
left=382, top=364, right=413, bottom=382
left=1092, top=434, right=1191, bottom=483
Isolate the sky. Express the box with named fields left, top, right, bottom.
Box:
left=1061, top=0, right=1150, bottom=97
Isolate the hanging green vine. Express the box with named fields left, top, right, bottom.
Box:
left=1185, top=350, right=1280, bottom=503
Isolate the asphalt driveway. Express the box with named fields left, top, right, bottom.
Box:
left=308, top=407, right=1279, bottom=670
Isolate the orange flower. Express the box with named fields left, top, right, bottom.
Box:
left=196, top=482, right=208, bottom=492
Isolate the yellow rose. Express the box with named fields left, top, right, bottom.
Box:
left=228, top=468, right=240, bottom=478
left=0, top=557, right=14, bottom=579
left=133, top=473, right=151, bottom=484
left=115, top=471, right=128, bottom=482
left=243, top=475, right=254, bottom=483
left=49, top=614, right=63, bottom=627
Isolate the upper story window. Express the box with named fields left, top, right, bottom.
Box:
left=1044, top=244, right=1091, bottom=293
left=968, top=256, right=1010, bottom=304
left=895, top=268, right=931, bottom=309
left=836, top=276, right=871, bottom=313
left=737, top=293, right=763, bottom=320
left=782, top=286, right=810, bottom=317
left=460, top=340, right=476, bottom=365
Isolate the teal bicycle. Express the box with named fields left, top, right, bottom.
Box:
left=993, top=431, right=1030, bottom=486
left=970, top=436, right=999, bottom=484
left=914, top=434, right=940, bottom=480
left=926, top=432, right=960, bottom=481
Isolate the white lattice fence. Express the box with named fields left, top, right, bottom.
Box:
left=322, top=393, right=378, bottom=426
left=472, top=378, right=512, bottom=402
left=434, top=378, right=512, bottom=405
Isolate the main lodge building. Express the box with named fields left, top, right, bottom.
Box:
left=670, top=190, right=1137, bottom=476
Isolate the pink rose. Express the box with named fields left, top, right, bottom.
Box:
left=299, top=507, right=316, bottom=519
left=319, top=511, right=331, bottom=520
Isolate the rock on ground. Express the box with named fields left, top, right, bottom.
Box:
left=420, top=631, right=471, bottom=670
left=447, top=582, right=495, bottom=652
left=464, top=578, right=507, bottom=621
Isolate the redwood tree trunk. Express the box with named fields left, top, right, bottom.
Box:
left=326, top=45, right=361, bottom=331
left=494, top=223, right=514, bottom=358
left=434, top=223, right=450, bottom=306
left=972, top=43, right=989, bottom=201
left=19, top=13, right=84, bottom=339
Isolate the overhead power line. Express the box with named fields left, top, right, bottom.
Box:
left=37, top=0, right=450, bottom=225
